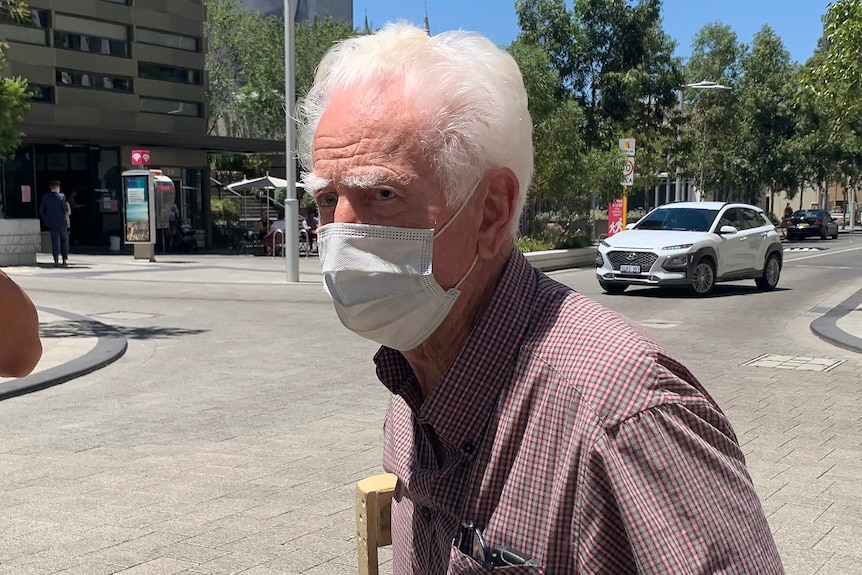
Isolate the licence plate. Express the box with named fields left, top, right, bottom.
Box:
left=797, top=223, right=808, bottom=228
left=620, top=264, right=641, bottom=274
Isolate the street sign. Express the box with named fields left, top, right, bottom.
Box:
left=621, top=158, right=635, bottom=186
left=619, top=138, right=635, bottom=185
left=131, top=149, right=151, bottom=166
left=619, top=138, right=636, bottom=157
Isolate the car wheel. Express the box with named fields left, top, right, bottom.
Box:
left=786, top=232, right=795, bottom=241
left=599, top=281, right=628, bottom=295
left=755, top=253, right=781, bottom=291
left=832, top=229, right=839, bottom=239
left=689, top=258, right=715, bottom=297
left=820, top=227, right=828, bottom=240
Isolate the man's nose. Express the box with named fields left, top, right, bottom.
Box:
left=332, top=197, right=361, bottom=224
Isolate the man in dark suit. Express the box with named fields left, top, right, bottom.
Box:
left=39, top=180, right=70, bottom=267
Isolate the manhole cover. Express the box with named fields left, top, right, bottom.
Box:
left=743, top=354, right=844, bottom=372
left=92, top=311, right=158, bottom=321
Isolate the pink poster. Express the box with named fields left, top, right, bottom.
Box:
left=607, top=198, right=624, bottom=236
left=21, top=185, right=31, bottom=203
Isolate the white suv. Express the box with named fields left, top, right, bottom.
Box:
left=595, top=202, right=783, bottom=296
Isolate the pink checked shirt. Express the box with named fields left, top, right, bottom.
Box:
left=376, top=250, right=784, bottom=574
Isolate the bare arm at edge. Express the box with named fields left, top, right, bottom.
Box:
left=0, top=270, right=42, bottom=378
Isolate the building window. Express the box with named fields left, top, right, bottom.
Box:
left=140, top=97, right=201, bottom=117
left=28, top=85, right=54, bottom=103
left=56, top=69, right=132, bottom=92
left=54, top=31, right=129, bottom=57
left=138, top=62, right=202, bottom=85
left=0, top=8, right=50, bottom=45
left=136, top=28, right=199, bottom=52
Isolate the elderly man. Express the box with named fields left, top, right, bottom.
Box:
left=299, top=23, right=783, bottom=574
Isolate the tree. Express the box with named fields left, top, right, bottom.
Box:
left=683, top=23, right=745, bottom=199
left=514, top=0, right=679, bottom=219
left=294, top=15, right=356, bottom=99
left=736, top=25, right=799, bottom=203
left=204, top=0, right=285, bottom=139
left=801, top=0, right=862, bottom=182
left=205, top=0, right=357, bottom=141
left=0, top=0, right=31, bottom=155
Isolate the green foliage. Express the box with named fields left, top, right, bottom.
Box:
left=514, top=0, right=681, bottom=223
left=204, top=1, right=357, bottom=141
left=295, top=15, right=357, bottom=98
left=211, top=197, right=240, bottom=221
left=204, top=0, right=286, bottom=139
left=516, top=236, right=555, bottom=253
left=800, top=0, right=862, bottom=180
left=0, top=0, right=30, bottom=154
left=554, top=232, right=594, bottom=249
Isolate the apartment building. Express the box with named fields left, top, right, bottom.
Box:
left=0, top=0, right=279, bottom=249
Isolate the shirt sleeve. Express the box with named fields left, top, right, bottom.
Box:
left=579, top=402, right=785, bottom=575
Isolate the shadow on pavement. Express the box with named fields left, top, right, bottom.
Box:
left=607, top=285, right=792, bottom=299
left=40, top=320, right=208, bottom=340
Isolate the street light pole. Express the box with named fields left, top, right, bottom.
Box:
left=677, top=81, right=731, bottom=202
left=283, top=0, right=299, bottom=282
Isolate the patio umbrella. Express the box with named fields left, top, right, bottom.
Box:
left=226, top=175, right=289, bottom=192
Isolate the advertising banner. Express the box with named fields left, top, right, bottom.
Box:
left=608, top=198, right=625, bottom=236
left=123, top=172, right=152, bottom=244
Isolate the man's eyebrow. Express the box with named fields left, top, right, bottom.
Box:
left=340, top=173, right=411, bottom=189
left=300, top=173, right=331, bottom=195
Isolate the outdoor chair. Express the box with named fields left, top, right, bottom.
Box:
left=233, top=228, right=262, bottom=255
left=356, top=473, right=397, bottom=575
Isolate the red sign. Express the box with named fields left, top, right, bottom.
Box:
left=131, top=149, right=151, bottom=166
left=608, top=198, right=625, bottom=236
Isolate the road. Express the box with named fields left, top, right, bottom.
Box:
left=1, top=236, right=861, bottom=575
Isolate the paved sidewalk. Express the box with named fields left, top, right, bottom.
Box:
left=5, top=251, right=862, bottom=401
left=2, top=251, right=862, bottom=574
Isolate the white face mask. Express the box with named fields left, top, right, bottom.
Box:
left=317, top=191, right=478, bottom=351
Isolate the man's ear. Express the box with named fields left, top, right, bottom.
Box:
left=476, top=167, right=518, bottom=260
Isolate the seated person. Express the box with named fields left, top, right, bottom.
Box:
left=253, top=209, right=270, bottom=242
left=176, top=218, right=198, bottom=253
left=263, top=210, right=287, bottom=255
left=302, top=208, right=319, bottom=249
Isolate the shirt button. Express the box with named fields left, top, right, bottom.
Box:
left=418, top=507, right=431, bottom=522
left=462, top=442, right=475, bottom=456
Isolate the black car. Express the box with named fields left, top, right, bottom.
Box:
left=785, top=209, right=839, bottom=240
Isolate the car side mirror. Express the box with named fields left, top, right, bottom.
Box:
left=718, top=225, right=738, bottom=235
left=624, top=223, right=636, bottom=230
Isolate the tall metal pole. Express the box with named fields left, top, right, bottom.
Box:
left=284, top=0, right=299, bottom=282
left=675, top=91, right=682, bottom=203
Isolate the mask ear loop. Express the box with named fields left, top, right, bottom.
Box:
left=433, top=180, right=481, bottom=239
left=435, top=180, right=482, bottom=291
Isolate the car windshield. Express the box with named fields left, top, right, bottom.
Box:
left=792, top=210, right=820, bottom=219
left=634, top=208, right=719, bottom=232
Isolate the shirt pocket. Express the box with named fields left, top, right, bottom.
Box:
left=446, top=544, right=545, bottom=575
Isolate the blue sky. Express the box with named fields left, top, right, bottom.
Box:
left=354, top=0, right=831, bottom=65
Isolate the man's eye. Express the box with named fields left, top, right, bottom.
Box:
left=374, top=189, right=395, bottom=200
left=317, top=194, right=337, bottom=207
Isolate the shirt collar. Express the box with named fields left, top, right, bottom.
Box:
left=375, top=248, right=538, bottom=450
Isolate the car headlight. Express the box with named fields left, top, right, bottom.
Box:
left=661, top=243, right=694, bottom=250
left=664, top=255, right=688, bottom=267
left=600, top=240, right=610, bottom=247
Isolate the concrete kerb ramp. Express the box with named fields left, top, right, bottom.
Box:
left=0, top=307, right=128, bottom=401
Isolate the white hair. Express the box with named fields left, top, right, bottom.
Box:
left=296, top=22, right=533, bottom=236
